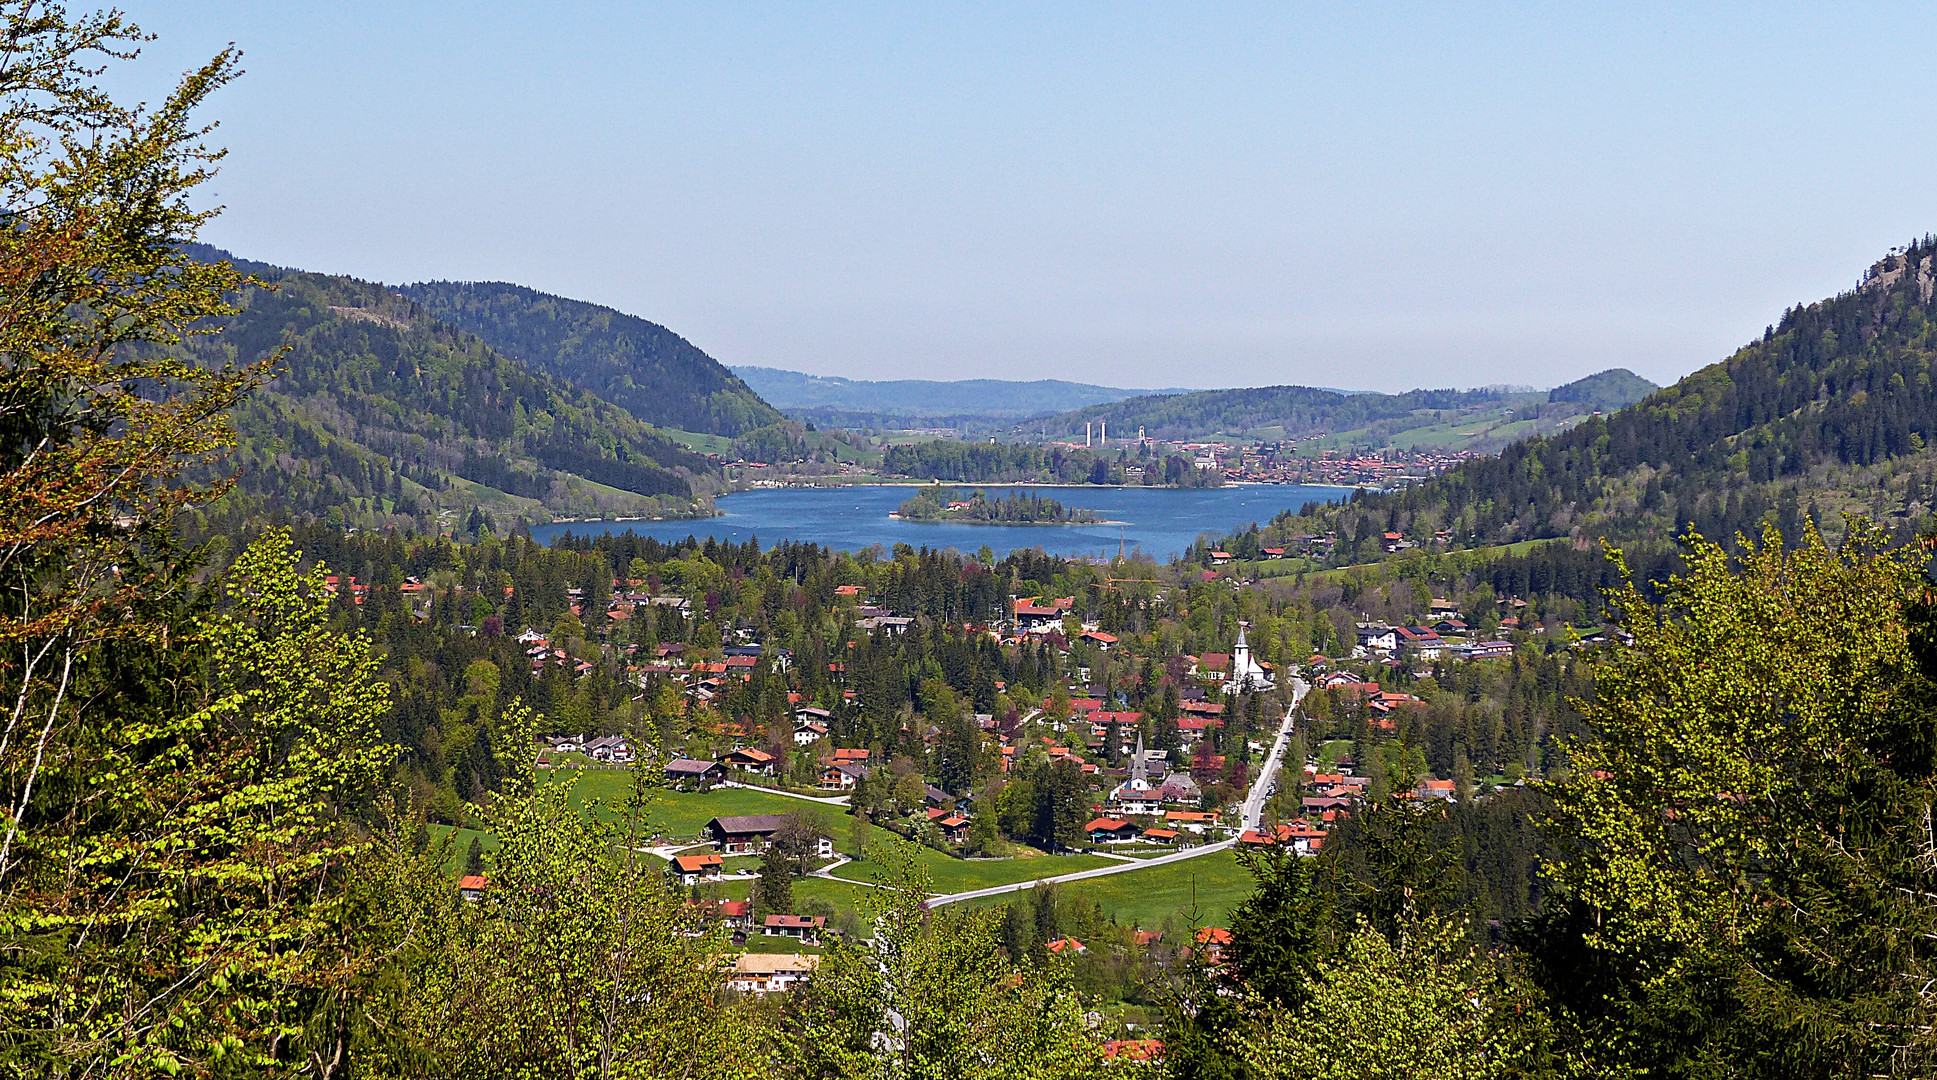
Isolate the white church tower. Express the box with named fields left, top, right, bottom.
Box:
left=1225, top=624, right=1274, bottom=694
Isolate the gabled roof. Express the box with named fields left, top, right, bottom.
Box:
left=672, top=853, right=723, bottom=872
left=763, top=914, right=826, bottom=929
left=665, top=757, right=723, bottom=775
left=707, top=814, right=793, bottom=835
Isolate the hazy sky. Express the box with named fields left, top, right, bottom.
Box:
left=113, top=3, right=1937, bottom=391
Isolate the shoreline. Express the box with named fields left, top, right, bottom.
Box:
left=737, top=479, right=1361, bottom=492
left=887, top=513, right=1131, bottom=527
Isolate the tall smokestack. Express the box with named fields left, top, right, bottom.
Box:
left=1100, top=421, right=1106, bottom=446
left=1086, top=422, right=1092, bottom=448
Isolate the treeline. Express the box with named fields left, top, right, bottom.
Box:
left=1030, top=384, right=1521, bottom=442
left=895, top=486, right=1102, bottom=524
left=884, top=439, right=1221, bottom=486
left=730, top=419, right=872, bottom=466
left=1031, top=370, right=1656, bottom=444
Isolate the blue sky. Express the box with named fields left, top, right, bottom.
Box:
left=114, top=3, right=1937, bottom=390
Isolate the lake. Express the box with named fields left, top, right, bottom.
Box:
left=529, top=484, right=1353, bottom=560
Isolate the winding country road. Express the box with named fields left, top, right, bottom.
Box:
left=926, top=676, right=1309, bottom=907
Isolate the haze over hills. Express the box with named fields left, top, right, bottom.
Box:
left=399, top=281, right=783, bottom=438
left=1018, top=369, right=1657, bottom=446
left=180, top=247, right=725, bottom=533
left=730, top=365, right=1197, bottom=424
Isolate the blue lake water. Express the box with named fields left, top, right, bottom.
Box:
left=529, top=484, right=1353, bottom=561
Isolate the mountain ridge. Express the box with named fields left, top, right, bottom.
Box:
left=1015, top=370, right=1657, bottom=443
left=178, top=246, right=724, bottom=534
left=731, top=365, right=1199, bottom=421
left=398, top=280, right=783, bottom=438
left=1239, top=239, right=1937, bottom=563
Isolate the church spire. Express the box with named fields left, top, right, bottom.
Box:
left=1130, top=732, right=1149, bottom=790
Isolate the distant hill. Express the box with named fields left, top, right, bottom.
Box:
left=1258, top=239, right=1937, bottom=561
left=1547, top=368, right=1656, bottom=411
left=731, top=366, right=1195, bottom=422
left=179, top=248, right=721, bottom=533
left=1019, top=370, right=1653, bottom=444
left=399, top=281, right=782, bottom=438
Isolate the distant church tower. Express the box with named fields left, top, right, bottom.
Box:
left=1129, top=732, right=1150, bottom=791
left=1232, top=626, right=1252, bottom=687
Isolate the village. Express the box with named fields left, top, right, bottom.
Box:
left=431, top=565, right=1546, bottom=1006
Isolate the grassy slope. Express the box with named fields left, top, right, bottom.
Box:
left=960, top=851, right=1254, bottom=928
left=537, top=769, right=846, bottom=841
left=829, top=845, right=1118, bottom=893
left=519, top=772, right=1258, bottom=927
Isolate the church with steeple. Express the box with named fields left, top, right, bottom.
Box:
left=1223, top=625, right=1273, bottom=694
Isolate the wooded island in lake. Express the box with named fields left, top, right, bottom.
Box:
left=892, top=486, right=1106, bottom=524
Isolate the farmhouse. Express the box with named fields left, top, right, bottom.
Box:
left=704, top=815, right=835, bottom=858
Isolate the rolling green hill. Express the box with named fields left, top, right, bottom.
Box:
left=180, top=248, right=722, bottom=533
left=1019, top=370, right=1656, bottom=445
left=399, top=281, right=783, bottom=437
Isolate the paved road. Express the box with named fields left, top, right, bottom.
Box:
left=719, top=780, right=850, bottom=806
left=927, top=676, right=1310, bottom=908
left=1239, top=676, right=1309, bottom=833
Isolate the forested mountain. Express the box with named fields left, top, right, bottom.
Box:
left=399, top=280, right=783, bottom=437
left=180, top=248, right=721, bottom=532
left=1023, top=369, right=1655, bottom=442
left=1259, top=239, right=1937, bottom=561
left=732, top=365, right=1194, bottom=421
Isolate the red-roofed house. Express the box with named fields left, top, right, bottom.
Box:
left=723, top=747, right=779, bottom=775
left=1415, top=778, right=1458, bottom=801
left=1194, top=926, right=1232, bottom=965
left=763, top=914, right=827, bottom=942
left=1103, top=1040, right=1164, bottom=1062
left=671, top=852, right=724, bottom=885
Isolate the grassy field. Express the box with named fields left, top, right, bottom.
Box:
left=536, top=769, right=846, bottom=842
left=501, top=771, right=1229, bottom=926
left=962, top=851, right=1254, bottom=929
left=829, top=843, right=1117, bottom=894
left=1318, top=740, right=1354, bottom=769
left=427, top=824, right=499, bottom=871
left=665, top=428, right=736, bottom=456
